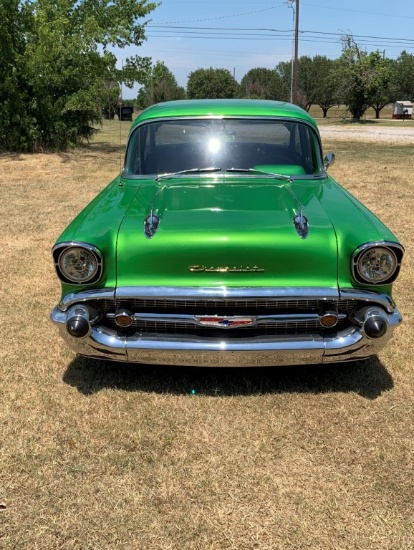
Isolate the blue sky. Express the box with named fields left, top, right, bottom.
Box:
left=120, top=0, right=414, bottom=97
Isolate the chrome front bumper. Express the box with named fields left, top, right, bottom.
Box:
left=50, top=287, right=402, bottom=367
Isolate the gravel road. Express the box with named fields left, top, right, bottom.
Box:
left=318, top=124, right=414, bottom=143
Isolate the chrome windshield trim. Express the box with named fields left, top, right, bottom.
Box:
left=130, top=114, right=320, bottom=131
left=124, top=115, right=325, bottom=177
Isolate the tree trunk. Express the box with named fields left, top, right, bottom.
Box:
left=351, top=105, right=364, bottom=121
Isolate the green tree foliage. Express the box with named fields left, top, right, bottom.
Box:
left=239, top=68, right=283, bottom=100
left=392, top=51, right=414, bottom=102
left=298, top=56, right=338, bottom=116
left=314, top=58, right=339, bottom=118
left=370, top=57, right=394, bottom=119
left=0, top=0, right=156, bottom=151
left=122, top=99, right=136, bottom=108
left=137, top=61, right=186, bottom=108
left=274, top=62, right=293, bottom=102
left=0, top=0, right=35, bottom=151
left=336, top=36, right=392, bottom=120
left=102, top=81, right=121, bottom=120
left=297, top=56, right=316, bottom=111
left=187, top=68, right=239, bottom=99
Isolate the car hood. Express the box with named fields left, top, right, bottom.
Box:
left=116, top=177, right=339, bottom=287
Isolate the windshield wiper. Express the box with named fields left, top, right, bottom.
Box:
left=225, top=167, right=293, bottom=182
left=156, top=167, right=222, bottom=182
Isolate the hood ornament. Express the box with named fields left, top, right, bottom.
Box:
left=293, top=208, right=309, bottom=239
left=144, top=210, right=160, bottom=238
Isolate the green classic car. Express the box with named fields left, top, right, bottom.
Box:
left=50, top=99, right=404, bottom=366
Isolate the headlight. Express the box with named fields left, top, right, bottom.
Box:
left=352, top=242, right=404, bottom=285
left=53, top=243, right=103, bottom=284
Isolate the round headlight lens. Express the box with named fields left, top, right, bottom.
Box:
left=356, top=246, right=398, bottom=283
left=58, top=247, right=99, bottom=283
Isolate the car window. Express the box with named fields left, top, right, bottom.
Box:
left=124, top=118, right=321, bottom=176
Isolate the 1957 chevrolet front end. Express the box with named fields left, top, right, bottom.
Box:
left=50, top=100, right=404, bottom=366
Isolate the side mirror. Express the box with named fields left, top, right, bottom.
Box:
left=324, top=152, right=335, bottom=169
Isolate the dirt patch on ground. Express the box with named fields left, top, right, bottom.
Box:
left=319, top=124, right=414, bottom=143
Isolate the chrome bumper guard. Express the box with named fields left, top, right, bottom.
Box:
left=50, top=287, right=402, bottom=367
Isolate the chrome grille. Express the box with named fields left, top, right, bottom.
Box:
left=101, top=298, right=355, bottom=312
left=133, top=319, right=324, bottom=333
left=87, top=296, right=357, bottom=337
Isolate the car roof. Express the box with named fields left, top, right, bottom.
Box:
left=131, top=99, right=319, bottom=131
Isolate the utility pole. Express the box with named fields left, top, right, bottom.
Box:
left=288, top=1, right=294, bottom=103
left=292, top=0, right=299, bottom=104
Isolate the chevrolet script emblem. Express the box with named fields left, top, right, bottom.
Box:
left=188, top=265, right=264, bottom=273
left=196, top=316, right=256, bottom=328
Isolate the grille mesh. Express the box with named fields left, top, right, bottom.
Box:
left=102, top=298, right=355, bottom=313
left=87, top=297, right=358, bottom=337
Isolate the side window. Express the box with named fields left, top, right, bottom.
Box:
left=124, top=125, right=153, bottom=175
left=291, top=124, right=316, bottom=174
left=299, top=125, right=318, bottom=173
left=293, top=125, right=302, bottom=153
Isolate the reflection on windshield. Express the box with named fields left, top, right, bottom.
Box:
left=124, top=118, right=321, bottom=177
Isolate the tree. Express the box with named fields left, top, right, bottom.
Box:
left=370, top=57, right=394, bottom=119
left=187, top=68, right=239, bottom=99
left=392, top=51, right=414, bottom=102
left=102, top=81, right=121, bottom=120
left=0, top=0, right=36, bottom=151
left=0, top=0, right=156, bottom=151
left=137, top=61, right=186, bottom=108
left=336, top=36, right=391, bottom=121
left=315, top=58, right=339, bottom=118
left=275, top=62, right=293, bottom=102
left=298, top=56, right=338, bottom=116
left=240, top=68, right=282, bottom=100
left=297, top=56, right=317, bottom=111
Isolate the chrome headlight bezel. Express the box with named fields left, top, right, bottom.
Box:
left=352, top=242, right=404, bottom=285
left=52, top=242, right=103, bottom=285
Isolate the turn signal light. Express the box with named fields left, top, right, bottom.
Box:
left=114, top=309, right=134, bottom=327
left=320, top=312, right=338, bottom=328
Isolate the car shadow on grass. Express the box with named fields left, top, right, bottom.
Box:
left=63, top=355, right=393, bottom=400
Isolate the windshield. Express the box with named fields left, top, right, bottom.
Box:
left=124, top=118, right=323, bottom=177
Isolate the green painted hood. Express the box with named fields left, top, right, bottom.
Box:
left=116, top=177, right=338, bottom=287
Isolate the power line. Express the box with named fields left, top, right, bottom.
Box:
left=156, top=4, right=284, bottom=25
left=148, top=25, right=414, bottom=44
left=146, top=25, right=414, bottom=50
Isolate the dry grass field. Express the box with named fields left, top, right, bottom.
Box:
left=0, top=119, right=413, bottom=549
